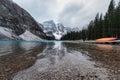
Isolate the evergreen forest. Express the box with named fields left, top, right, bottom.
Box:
left=61, top=0, right=120, bottom=40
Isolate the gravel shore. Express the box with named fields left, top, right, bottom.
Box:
left=0, top=42, right=120, bottom=80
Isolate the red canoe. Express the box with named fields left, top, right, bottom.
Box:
left=95, top=38, right=117, bottom=42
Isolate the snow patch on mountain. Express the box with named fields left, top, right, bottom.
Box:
left=53, top=33, right=62, bottom=40
left=0, top=26, right=20, bottom=39
left=19, top=30, right=42, bottom=41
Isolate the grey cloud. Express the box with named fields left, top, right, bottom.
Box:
left=58, top=2, right=85, bottom=27
left=13, top=0, right=57, bottom=22
left=13, top=0, right=120, bottom=28
left=58, top=0, right=119, bottom=28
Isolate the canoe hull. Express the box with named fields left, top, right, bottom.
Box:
left=95, top=38, right=117, bottom=42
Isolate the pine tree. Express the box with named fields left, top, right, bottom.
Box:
left=114, top=2, right=120, bottom=38
left=87, top=21, right=94, bottom=40
left=99, top=14, right=104, bottom=37
left=108, top=0, right=115, bottom=37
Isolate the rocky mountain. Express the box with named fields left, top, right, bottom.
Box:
left=42, top=20, right=67, bottom=40
left=0, top=0, right=47, bottom=40
left=42, top=20, right=81, bottom=40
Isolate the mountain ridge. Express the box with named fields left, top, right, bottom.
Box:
left=42, top=20, right=67, bottom=40
left=42, top=20, right=80, bottom=40
left=0, top=0, right=47, bottom=40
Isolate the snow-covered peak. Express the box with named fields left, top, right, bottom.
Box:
left=19, top=30, right=42, bottom=41
left=42, top=20, right=67, bottom=40
left=42, top=20, right=57, bottom=33
left=57, top=23, right=67, bottom=33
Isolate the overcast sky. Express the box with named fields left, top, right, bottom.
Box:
left=13, top=0, right=119, bottom=28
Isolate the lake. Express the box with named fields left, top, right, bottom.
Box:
left=0, top=40, right=119, bottom=80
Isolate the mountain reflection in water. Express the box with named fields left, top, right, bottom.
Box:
left=12, top=41, right=109, bottom=80
left=0, top=41, right=46, bottom=80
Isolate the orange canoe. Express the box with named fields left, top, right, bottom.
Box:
left=95, top=38, right=117, bottom=42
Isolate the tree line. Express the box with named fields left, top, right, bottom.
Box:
left=61, top=0, right=120, bottom=40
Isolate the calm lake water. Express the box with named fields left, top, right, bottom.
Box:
left=0, top=40, right=119, bottom=80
